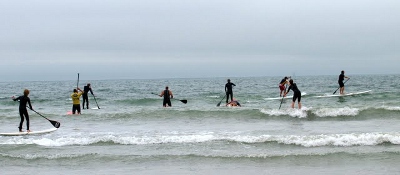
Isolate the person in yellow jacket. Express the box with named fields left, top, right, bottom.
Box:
left=71, top=88, right=83, bottom=114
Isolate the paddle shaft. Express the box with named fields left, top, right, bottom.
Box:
left=217, top=94, right=227, bottom=107
left=333, top=78, right=350, bottom=94
left=77, top=73, right=79, bottom=89
left=279, top=83, right=289, bottom=109
left=27, top=107, right=60, bottom=128
left=92, top=94, right=100, bottom=109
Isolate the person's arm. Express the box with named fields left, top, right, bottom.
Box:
left=159, top=91, right=164, bottom=97
left=284, top=86, right=292, bottom=96
left=225, top=84, right=227, bottom=92
left=12, top=96, right=20, bottom=101
left=233, top=83, right=236, bottom=86
left=27, top=98, right=33, bottom=110
left=169, top=90, right=173, bottom=99
left=89, top=88, right=94, bottom=95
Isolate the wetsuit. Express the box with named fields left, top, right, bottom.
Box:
left=225, top=82, right=236, bottom=103
left=13, top=95, right=32, bottom=131
left=338, top=73, right=345, bottom=87
left=71, top=92, right=83, bottom=114
left=82, top=85, right=93, bottom=109
left=287, top=83, right=301, bottom=102
left=162, top=90, right=172, bottom=107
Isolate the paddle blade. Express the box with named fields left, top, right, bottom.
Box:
left=50, top=120, right=61, bottom=128
left=180, top=100, right=187, bottom=104
left=216, top=102, right=221, bottom=107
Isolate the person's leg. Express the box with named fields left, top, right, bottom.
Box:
left=24, top=111, right=30, bottom=131
left=18, top=111, right=24, bottom=131
left=226, top=92, right=230, bottom=103
left=72, top=105, right=76, bottom=114
left=298, top=94, right=302, bottom=109
left=82, top=95, right=88, bottom=109
left=339, top=82, right=345, bottom=94
left=77, top=105, right=81, bottom=114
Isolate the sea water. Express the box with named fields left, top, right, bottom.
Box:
left=1, top=74, right=400, bottom=175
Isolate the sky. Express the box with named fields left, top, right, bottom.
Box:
left=0, top=0, right=399, bottom=81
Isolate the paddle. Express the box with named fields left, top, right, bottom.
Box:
left=333, top=78, right=350, bottom=94
left=151, top=93, right=187, bottom=104
left=92, top=94, right=101, bottom=109
left=27, top=107, right=60, bottom=128
left=77, top=73, right=79, bottom=89
left=278, top=96, right=284, bottom=109
left=216, top=94, right=227, bottom=107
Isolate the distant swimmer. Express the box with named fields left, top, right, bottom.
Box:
left=279, top=76, right=289, bottom=97
left=12, top=89, right=33, bottom=132
left=71, top=88, right=83, bottom=114
left=226, top=98, right=241, bottom=107
left=284, top=79, right=302, bottom=109
left=82, top=83, right=94, bottom=109
left=338, top=70, right=350, bottom=95
left=225, top=79, right=236, bottom=104
left=159, top=86, right=173, bottom=107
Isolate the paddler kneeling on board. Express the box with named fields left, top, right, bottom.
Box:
left=226, top=98, right=241, bottom=107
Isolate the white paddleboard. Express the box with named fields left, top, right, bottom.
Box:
left=0, top=128, right=57, bottom=136
left=265, top=92, right=307, bottom=100
left=314, top=90, right=372, bottom=98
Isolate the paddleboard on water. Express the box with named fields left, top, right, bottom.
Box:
left=0, top=128, right=57, bottom=136
left=265, top=92, right=307, bottom=100
left=314, top=90, right=372, bottom=98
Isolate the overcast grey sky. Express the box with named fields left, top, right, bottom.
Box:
left=0, top=0, right=399, bottom=81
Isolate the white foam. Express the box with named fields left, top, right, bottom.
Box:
left=0, top=152, right=93, bottom=160
left=260, top=107, right=311, bottom=118
left=221, top=132, right=400, bottom=147
left=378, top=106, right=400, bottom=111
left=313, top=107, right=359, bottom=117
left=3, top=131, right=400, bottom=148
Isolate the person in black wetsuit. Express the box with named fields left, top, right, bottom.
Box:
left=82, top=83, right=94, bottom=109
left=12, top=89, right=33, bottom=132
left=284, top=79, right=302, bottom=109
left=159, top=86, right=173, bottom=107
left=338, top=70, right=349, bottom=95
left=225, top=79, right=236, bottom=104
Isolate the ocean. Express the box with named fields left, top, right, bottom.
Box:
left=1, top=74, right=400, bottom=175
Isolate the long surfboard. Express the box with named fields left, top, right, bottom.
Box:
left=0, top=128, right=57, bottom=136
left=314, top=90, right=372, bottom=98
left=265, top=92, right=307, bottom=100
